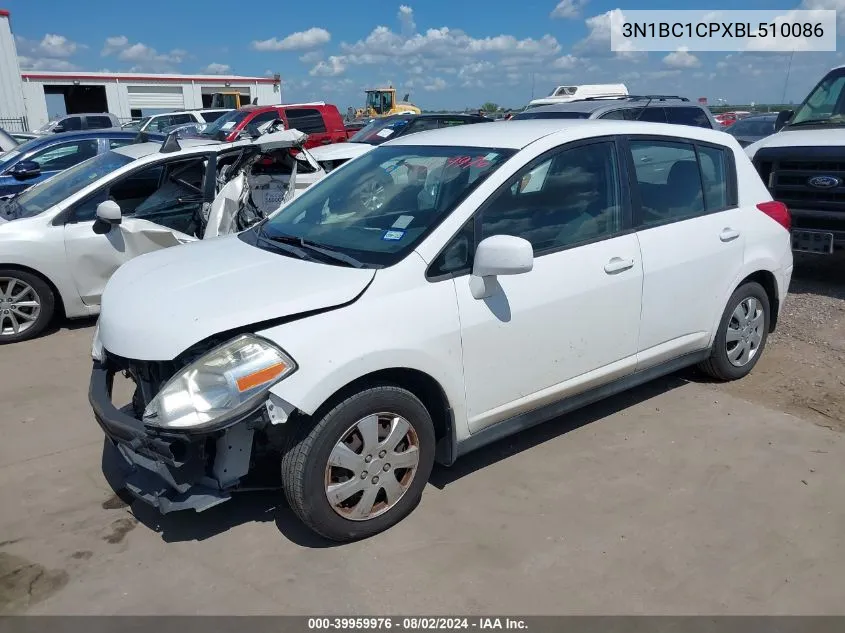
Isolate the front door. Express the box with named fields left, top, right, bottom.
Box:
left=449, top=139, right=644, bottom=432
left=63, top=156, right=209, bottom=305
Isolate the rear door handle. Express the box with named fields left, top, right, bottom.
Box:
left=604, top=257, right=635, bottom=274
left=720, top=228, right=740, bottom=242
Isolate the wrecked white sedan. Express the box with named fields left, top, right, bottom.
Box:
left=0, top=129, right=324, bottom=342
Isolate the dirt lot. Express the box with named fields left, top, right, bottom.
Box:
left=0, top=256, right=844, bottom=615
left=711, top=252, right=845, bottom=432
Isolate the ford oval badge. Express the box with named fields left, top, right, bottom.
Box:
left=808, top=175, right=841, bottom=189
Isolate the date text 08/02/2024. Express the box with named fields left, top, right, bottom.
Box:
left=307, top=617, right=529, bottom=630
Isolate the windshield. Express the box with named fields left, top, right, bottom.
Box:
left=201, top=110, right=250, bottom=137
left=0, top=150, right=134, bottom=221
left=513, top=110, right=590, bottom=120
left=791, top=68, right=845, bottom=125
left=349, top=117, right=413, bottom=145
left=251, top=145, right=515, bottom=267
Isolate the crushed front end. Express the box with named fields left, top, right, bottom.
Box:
left=89, top=334, right=297, bottom=513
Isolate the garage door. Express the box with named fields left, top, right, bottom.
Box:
left=127, top=85, right=185, bottom=110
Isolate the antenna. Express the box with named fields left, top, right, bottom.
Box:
left=781, top=50, right=795, bottom=104
left=634, top=96, right=654, bottom=121
left=159, top=130, right=182, bottom=153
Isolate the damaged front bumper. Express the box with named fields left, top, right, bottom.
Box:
left=89, top=361, right=259, bottom=514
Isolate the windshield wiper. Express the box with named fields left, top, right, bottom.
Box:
left=263, top=232, right=365, bottom=268
left=787, top=118, right=845, bottom=127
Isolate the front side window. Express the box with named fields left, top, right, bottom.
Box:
left=169, top=113, right=194, bottom=126
left=255, top=145, right=514, bottom=267
left=87, top=116, right=114, bottom=129
left=62, top=117, right=83, bottom=131
left=0, top=150, right=134, bottom=221
left=201, top=110, right=250, bottom=137
left=243, top=111, right=281, bottom=135
left=630, top=140, right=704, bottom=226
left=480, top=141, right=622, bottom=255
left=29, top=140, right=98, bottom=171
left=791, top=68, right=845, bottom=125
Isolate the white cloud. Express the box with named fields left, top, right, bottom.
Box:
left=16, top=33, right=82, bottom=58
left=101, top=35, right=128, bottom=56
left=663, top=47, right=700, bottom=68
left=253, top=28, right=331, bottom=51
left=551, top=0, right=589, bottom=19
left=424, top=77, right=447, bottom=91
left=801, top=0, right=845, bottom=29
left=201, top=63, right=231, bottom=74
left=551, top=54, right=579, bottom=69
left=299, top=50, right=323, bottom=64
left=309, top=55, right=346, bottom=77
left=398, top=5, right=416, bottom=35
left=574, top=9, right=642, bottom=60
left=17, top=56, right=80, bottom=71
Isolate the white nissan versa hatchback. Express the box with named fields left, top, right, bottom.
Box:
left=90, top=119, right=793, bottom=541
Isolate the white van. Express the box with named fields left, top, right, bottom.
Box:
left=528, top=84, right=628, bottom=107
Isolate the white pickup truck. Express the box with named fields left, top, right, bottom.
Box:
left=746, top=65, right=845, bottom=255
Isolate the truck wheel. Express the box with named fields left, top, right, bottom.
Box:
left=282, top=386, right=435, bottom=542
left=698, top=281, right=770, bottom=381
left=0, top=269, right=55, bottom=344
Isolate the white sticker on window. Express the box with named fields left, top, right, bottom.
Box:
left=221, top=121, right=236, bottom=131
left=376, top=128, right=394, bottom=138
left=391, top=215, right=414, bottom=229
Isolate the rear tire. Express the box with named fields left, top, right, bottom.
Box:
left=698, top=281, right=770, bottom=381
left=281, top=386, right=435, bottom=542
left=0, top=269, right=55, bottom=344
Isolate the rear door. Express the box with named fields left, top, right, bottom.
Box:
left=283, top=107, right=332, bottom=147
left=625, top=135, right=744, bottom=369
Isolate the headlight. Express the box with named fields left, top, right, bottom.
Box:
left=143, top=335, right=296, bottom=431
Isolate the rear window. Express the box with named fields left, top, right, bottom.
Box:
left=665, top=107, right=713, bottom=129
left=283, top=108, right=327, bottom=134
left=512, top=111, right=590, bottom=120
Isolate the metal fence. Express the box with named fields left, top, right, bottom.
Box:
left=0, top=116, right=29, bottom=132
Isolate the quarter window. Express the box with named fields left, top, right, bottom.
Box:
left=697, top=145, right=729, bottom=211
left=480, top=141, right=622, bottom=254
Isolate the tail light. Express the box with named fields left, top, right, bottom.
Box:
left=757, top=200, right=791, bottom=231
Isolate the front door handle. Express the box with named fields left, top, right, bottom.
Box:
left=604, top=257, right=635, bottom=274
left=720, top=228, right=740, bottom=242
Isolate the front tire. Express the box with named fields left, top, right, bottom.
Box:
left=0, top=269, right=55, bottom=344
left=282, top=386, right=435, bottom=542
left=698, top=281, right=770, bottom=381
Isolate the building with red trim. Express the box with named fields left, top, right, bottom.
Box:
left=1, top=9, right=281, bottom=130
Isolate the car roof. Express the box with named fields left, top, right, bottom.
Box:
left=58, top=113, right=117, bottom=118
left=20, top=129, right=155, bottom=146
left=238, top=105, right=281, bottom=112
left=385, top=119, right=734, bottom=150
left=524, top=99, right=705, bottom=115
left=112, top=137, right=228, bottom=159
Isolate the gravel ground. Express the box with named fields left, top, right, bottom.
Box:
left=709, top=251, right=845, bottom=431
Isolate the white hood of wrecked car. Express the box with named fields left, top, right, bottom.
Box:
left=98, top=234, right=375, bottom=360
left=745, top=127, right=845, bottom=158
left=308, top=142, right=374, bottom=162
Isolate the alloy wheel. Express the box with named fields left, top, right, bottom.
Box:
left=324, top=412, right=421, bottom=521
left=358, top=180, right=386, bottom=211
left=0, top=277, right=41, bottom=338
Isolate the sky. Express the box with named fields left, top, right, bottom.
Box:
left=4, top=0, right=845, bottom=110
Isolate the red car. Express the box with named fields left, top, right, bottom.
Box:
left=713, top=111, right=751, bottom=128
left=199, top=102, right=349, bottom=148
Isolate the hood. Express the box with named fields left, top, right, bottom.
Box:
left=745, top=127, right=845, bottom=158
left=98, top=234, right=375, bottom=360
left=308, top=142, right=374, bottom=162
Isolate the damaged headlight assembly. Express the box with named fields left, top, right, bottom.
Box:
left=142, top=334, right=296, bottom=431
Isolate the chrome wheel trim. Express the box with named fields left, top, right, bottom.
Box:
left=726, top=296, right=764, bottom=367
left=0, top=277, right=41, bottom=337
left=324, top=412, right=421, bottom=522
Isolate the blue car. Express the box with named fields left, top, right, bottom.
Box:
left=0, top=129, right=164, bottom=198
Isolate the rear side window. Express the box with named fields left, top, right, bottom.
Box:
left=63, top=116, right=83, bottom=131
left=665, top=107, right=712, bottom=129
left=637, top=107, right=667, bottom=123
left=283, top=108, right=327, bottom=134
left=630, top=139, right=733, bottom=227
left=87, top=116, right=114, bottom=129
left=169, top=113, right=194, bottom=125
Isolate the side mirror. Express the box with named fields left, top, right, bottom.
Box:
left=10, top=160, right=41, bottom=181
left=775, top=109, right=794, bottom=132
left=95, top=200, right=122, bottom=226
left=469, top=235, right=533, bottom=299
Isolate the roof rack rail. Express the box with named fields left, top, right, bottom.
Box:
left=159, top=130, right=182, bottom=153
left=626, top=95, right=689, bottom=102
